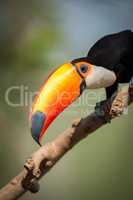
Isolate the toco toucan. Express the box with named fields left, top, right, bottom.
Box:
left=30, top=30, right=133, bottom=145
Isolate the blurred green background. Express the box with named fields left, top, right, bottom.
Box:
left=0, top=0, right=133, bottom=200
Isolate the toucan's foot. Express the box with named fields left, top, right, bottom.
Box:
left=95, top=100, right=111, bottom=123
left=129, top=76, right=133, bottom=88
left=129, top=77, right=133, bottom=99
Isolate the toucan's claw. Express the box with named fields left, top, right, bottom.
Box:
left=95, top=100, right=111, bottom=123
left=129, top=76, right=133, bottom=88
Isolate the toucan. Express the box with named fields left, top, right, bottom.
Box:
left=30, top=30, right=133, bottom=145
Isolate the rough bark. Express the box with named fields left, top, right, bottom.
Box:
left=0, top=85, right=133, bottom=200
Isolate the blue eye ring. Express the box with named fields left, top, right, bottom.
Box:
left=80, top=64, right=88, bottom=73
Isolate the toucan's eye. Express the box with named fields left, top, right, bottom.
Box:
left=80, top=64, right=88, bottom=73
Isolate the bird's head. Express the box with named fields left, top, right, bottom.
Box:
left=30, top=58, right=116, bottom=145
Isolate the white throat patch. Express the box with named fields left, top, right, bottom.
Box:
left=85, top=65, right=116, bottom=89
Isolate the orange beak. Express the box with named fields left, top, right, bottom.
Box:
left=30, top=63, right=85, bottom=145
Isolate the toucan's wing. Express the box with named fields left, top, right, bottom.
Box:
left=87, top=30, right=133, bottom=70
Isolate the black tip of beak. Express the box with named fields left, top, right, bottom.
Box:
left=32, top=136, right=42, bottom=146
left=37, top=140, right=42, bottom=147
left=31, top=111, right=46, bottom=146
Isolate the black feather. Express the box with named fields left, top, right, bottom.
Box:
left=72, top=30, right=133, bottom=98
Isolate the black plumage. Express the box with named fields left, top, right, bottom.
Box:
left=73, top=30, right=133, bottom=99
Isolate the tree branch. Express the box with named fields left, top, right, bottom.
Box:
left=0, top=85, right=133, bottom=200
